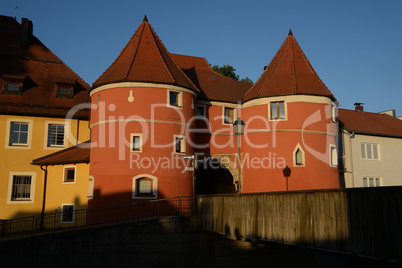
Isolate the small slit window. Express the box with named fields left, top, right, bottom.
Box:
left=174, top=135, right=186, bottom=154
left=130, top=134, right=143, bottom=152
left=224, top=107, right=234, bottom=124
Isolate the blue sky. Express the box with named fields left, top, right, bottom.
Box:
left=2, top=0, right=402, bottom=115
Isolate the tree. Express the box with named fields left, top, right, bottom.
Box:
left=211, top=65, right=253, bottom=84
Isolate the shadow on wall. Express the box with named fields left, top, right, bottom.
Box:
left=195, top=158, right=236, bottom=195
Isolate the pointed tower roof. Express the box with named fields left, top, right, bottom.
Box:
left=92, top=17, right=198, bottom=92
left=243, top=31, right=335, bottom=102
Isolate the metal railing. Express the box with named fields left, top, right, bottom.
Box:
left=0, top=196, right=192, bottom=241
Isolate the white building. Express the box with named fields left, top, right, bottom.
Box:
left=339, top=106, right=402, bottom=188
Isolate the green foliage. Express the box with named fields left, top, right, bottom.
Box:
left=211, top=65, right=253, bottom=84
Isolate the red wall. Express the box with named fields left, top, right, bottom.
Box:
left=89, top=85, right=195, bottom=208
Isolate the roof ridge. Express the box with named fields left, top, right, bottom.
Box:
left=290, top=36, right=297, bottom=94
left=125, top=22, right=145, bottom=80
left=243, top=36, right=288, bottom=99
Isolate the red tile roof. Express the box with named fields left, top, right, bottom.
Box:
left=93, top=16, right=198, bottom=93
left=32, top=141, right=90, bottom=165
left=0, top=16, right=90, bottom=119
left=171, top=53, right=252, bottom=103
left=339, top=109, right=402, bottom=138
left=243, top=31, right=335, bottom=102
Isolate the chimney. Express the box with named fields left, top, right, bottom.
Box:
left=354, top=103, right=364, bottom=112
left=21, top=18, right=33, bottom=45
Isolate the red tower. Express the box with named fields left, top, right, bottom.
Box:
left=88, top=16, right=198, bottom=208
left=240, top=30, right=339, bottom=192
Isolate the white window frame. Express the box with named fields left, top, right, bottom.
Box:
left=362, top=177, right=381, bottom=187
left=329, top=144, right=338, bottom=167
left=269, top=101, right=287, bottom=121
left=7, top=172, right=36, bottom=204
left=132, top=174, right=158, bottom=199
left=60, top=203, right=75, bottom=223
left=5, top=118, right=33, bottom=149
left=63, top=166, right=76, bottom=184
left=360, top=143, right=380, bottom=160
left=88, top=176, right=94, bottom=199
left=173, top=135, right=186, bottom=154
left=293, top=143, right=305, bottom=167
left=130, top=133, right=143, bottom=153
left=44, top=120, right=69, bottom=149
left=167, top=90, right=182, bottom=108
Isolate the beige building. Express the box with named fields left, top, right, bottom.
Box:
left=339, top=106, right=402, bottom=188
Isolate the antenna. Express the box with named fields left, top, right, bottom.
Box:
left=9, top=5, right=23, bottom=19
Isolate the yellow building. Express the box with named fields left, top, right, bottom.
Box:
left=0, top=16, right=91, bottom=220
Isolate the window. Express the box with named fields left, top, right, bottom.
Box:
left=4, top=80, right=22, bottom=95
left=10, top=175, right=32, bottom=201
left=88, top=177, right=94, bottom=199
left=293, top=144, right=305, bottom=167
left=174, top=135, right=185, bottom=154
left=47, top=124, right=65, bottom=147
left=196, top=105, right=206, bottom=117
left=61, top=204, right=75, bottom=223
left=7, top=172, right=36, bottom=204
left=56, top=83, right=74, bottom=99
left=361, top=143, right=379, bottom=160
left=136, top=178, right=153, bottom=196
left=169, top=91, right=181, bottom=107
left=363, top=177, right=381, bottom=187
left=130, top=134, right=142, bottom=152
left=132, top=175, right=158, bottom=199
left=330, top=145, right=337, bottom=166
left=9, top=122, right=29, bottom=146
left=63, top=167, right=75, bottom=183
left=224, top=107, right=234, bottom=124
left=331, top=103, right=337, bottom=123
left=270, top=101, right=285, bottom=120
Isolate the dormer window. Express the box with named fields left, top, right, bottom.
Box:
left=56, top=83, right=74, bottom=99
left=4, top=80, right=23, bottom=95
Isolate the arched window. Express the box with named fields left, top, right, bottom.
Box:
left=132, top=175, right=158, bottom=199
left=293, top=144, right=305, bottom=167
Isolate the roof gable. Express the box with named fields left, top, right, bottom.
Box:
left=93, top=17, right=198, bottom=92
left=243, top=31, right=335, bottom=102
left=0, top=16, right=90, bottom=119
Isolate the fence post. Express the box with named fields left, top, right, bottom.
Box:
left=179, top=196, right=182, bottom=216
left=35, top=215, right=39, bottom=237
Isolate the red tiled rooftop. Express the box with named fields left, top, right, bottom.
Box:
left=171, top=53, right=252, bottom=103
left=0, top=15, right=91, bottom=119
left=32, top=142, right=90, bottom=165
left=339, top=109, right=402, bottom=137
left=243, top=30, right=335, bottom=102
left=93, top=16, right=198, bottom=93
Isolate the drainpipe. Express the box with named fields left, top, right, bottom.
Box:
left=76, top=119, right=80, bottom=146
left=40, top=165, right=48, bottom=228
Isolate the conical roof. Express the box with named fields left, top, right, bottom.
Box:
left=243, top=31, right=335, bottom=102
left=92, top=16, right=198, bottom=92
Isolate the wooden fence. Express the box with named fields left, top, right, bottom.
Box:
left=197, top=187, right=402, bottom=262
